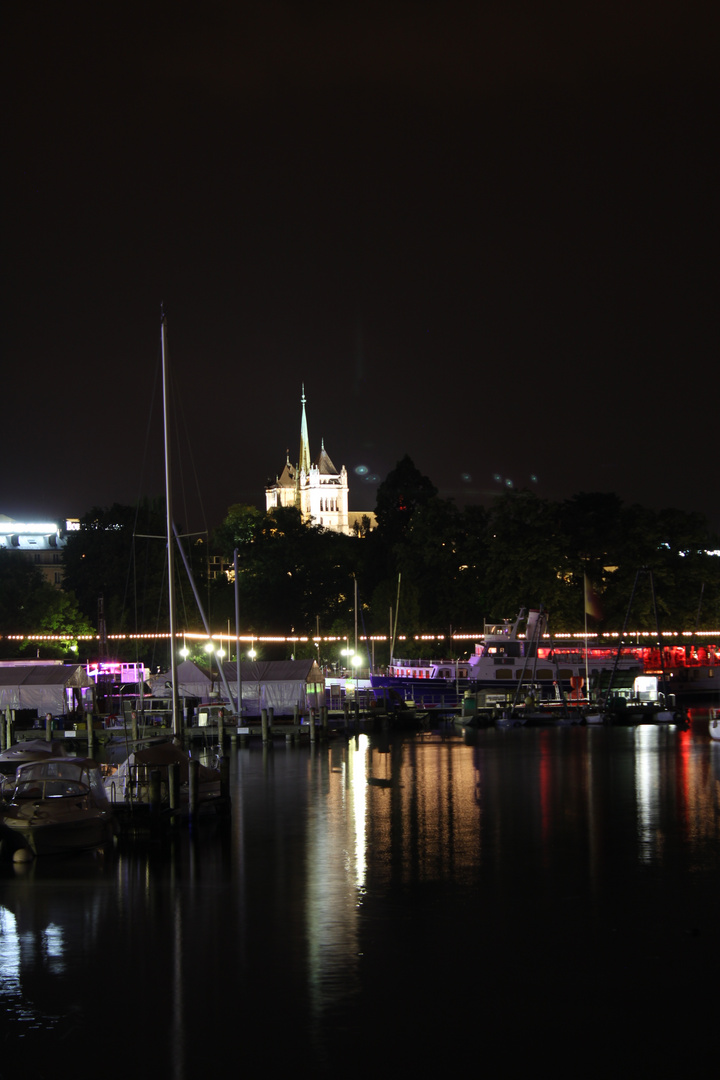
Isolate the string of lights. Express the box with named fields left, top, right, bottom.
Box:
left=2, top=628, right=718, bottom=646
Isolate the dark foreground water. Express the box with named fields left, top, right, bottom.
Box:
left=2, top=717, right=718, bottom=1078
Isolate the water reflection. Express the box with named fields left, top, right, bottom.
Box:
left=2, top=723, right=719, bottom=1075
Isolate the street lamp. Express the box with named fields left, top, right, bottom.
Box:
left=204, top=640, right=220, bottom=698
left=351, top=652, right=362, bottom=697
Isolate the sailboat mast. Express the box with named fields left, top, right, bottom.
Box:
left=161, top=308, right=180, bottom=738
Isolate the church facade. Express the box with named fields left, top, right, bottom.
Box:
left=265, top=388, right=351, bottom=535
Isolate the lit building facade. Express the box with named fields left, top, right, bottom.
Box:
left=0, top=517, right=73, bottom=587
left=265, top=387, right=351, bottom=535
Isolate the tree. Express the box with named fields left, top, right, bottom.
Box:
left=63, top=502, right=163, bottom=629
left=62, top=499, right=207, bottom=637
left=481, top=490, right=568, bottom=622
left=208, top=506, right=363, bottom=637
left=0, top=552, right=43, bottom=634
left=212, top=504, right=263, bottom=557
left=374, top=455, right=437, bottom=545
left=0, top=552, right=93, bottom=658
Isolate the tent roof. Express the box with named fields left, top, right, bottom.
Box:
left=171, top=659, right=323, bottom=685
left=0, top=664, right=91, bottom=689
left=222, top=659, right=323, bottom=683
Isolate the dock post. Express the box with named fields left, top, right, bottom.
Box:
left=87, top=716, right=94, bottom=759
left=45, top=713, right=52, bottom=743
left=309, top=708, right=316, bottom=743
left=354, top=700, right=360, bottom=731
left=188, top=759, right=199, bottom=819
left=343, top=701, right=349, bottom=734
left=218, top=712, right=225, bottom=752
left=131, top=711, right=139, bottom=743
left=168, top=761, right=180, bottom=811
left=149, top=768, right=162, bottom=813
left=261, top=708, right=269, bottom=744
left=220, top=756, right=230, bottom=800
left=322, top=705, right=329, bottom=739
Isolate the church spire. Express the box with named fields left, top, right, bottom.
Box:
left=299, top=384, right=311, bottom=475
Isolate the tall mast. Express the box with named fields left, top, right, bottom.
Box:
left=161, top=307, right=180, bottom=737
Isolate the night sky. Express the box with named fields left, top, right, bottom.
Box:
left=5, top=2, right=719, bottom=533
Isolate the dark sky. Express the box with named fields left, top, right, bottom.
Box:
left=5, top=2, right=719, bottom=533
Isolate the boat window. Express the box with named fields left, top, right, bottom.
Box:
left=46, top=780, right=87, bottom=797
left=16, top=784, right=43, bottom=799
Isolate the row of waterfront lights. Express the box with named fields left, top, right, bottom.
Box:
left=2, top=629, right=720, bottom=646
left=179, top=639, right=257, bottom=661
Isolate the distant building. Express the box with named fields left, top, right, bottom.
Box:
left=0, top=516, right=73, bottom=587
left=265, top=387, right=356, bottom=535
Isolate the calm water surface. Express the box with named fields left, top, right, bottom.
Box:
left=2, top=719, right=718, bottom=1076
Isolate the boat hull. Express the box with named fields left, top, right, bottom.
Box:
left=1, top=807, right=114, bottom=857
left=709, top=709, right=720, bottom=740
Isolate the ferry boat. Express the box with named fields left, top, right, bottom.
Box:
left=641, top=643, right=720, bottom=703
left=371, top=608, right=643, bottom=706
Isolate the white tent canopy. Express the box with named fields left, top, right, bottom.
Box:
left=164, top=659, right=325, bottom=716
left=0, top=664, right=93, bottom=714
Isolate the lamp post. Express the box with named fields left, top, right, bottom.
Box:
left=351, top=652, right=362, bottom=698
left=204, top=640, right=216, bottom=697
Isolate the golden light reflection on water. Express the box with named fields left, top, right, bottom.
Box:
left=1, top=723, right=719, bottom=1075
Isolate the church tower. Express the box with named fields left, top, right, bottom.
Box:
left=266, top=387, right=350, bottom=535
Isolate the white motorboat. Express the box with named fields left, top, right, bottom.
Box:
left=0, top=757, right=116, bottom=860
left=709, top=708, right=720, bottom=741
left=0, top=739, right=68, bottom=799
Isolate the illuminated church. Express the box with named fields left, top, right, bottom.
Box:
left=265, top=387, right=351, bottom=535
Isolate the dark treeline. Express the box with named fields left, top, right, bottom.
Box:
left=3, top=460, right=718, bottom=663
left=206, top=456, right=720, bottom=654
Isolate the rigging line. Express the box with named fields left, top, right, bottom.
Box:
left=167, top=361, right=214, bottom=625
left=119, top=340, right=162, bottom=651
left=358, top=587, right=372, bottom=667
left=148, top=554, right=169, bottom=678
left=169, top=362, right=210, bottom=539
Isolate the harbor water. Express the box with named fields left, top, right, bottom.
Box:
left=2, top=716, right=718, bottom=1077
